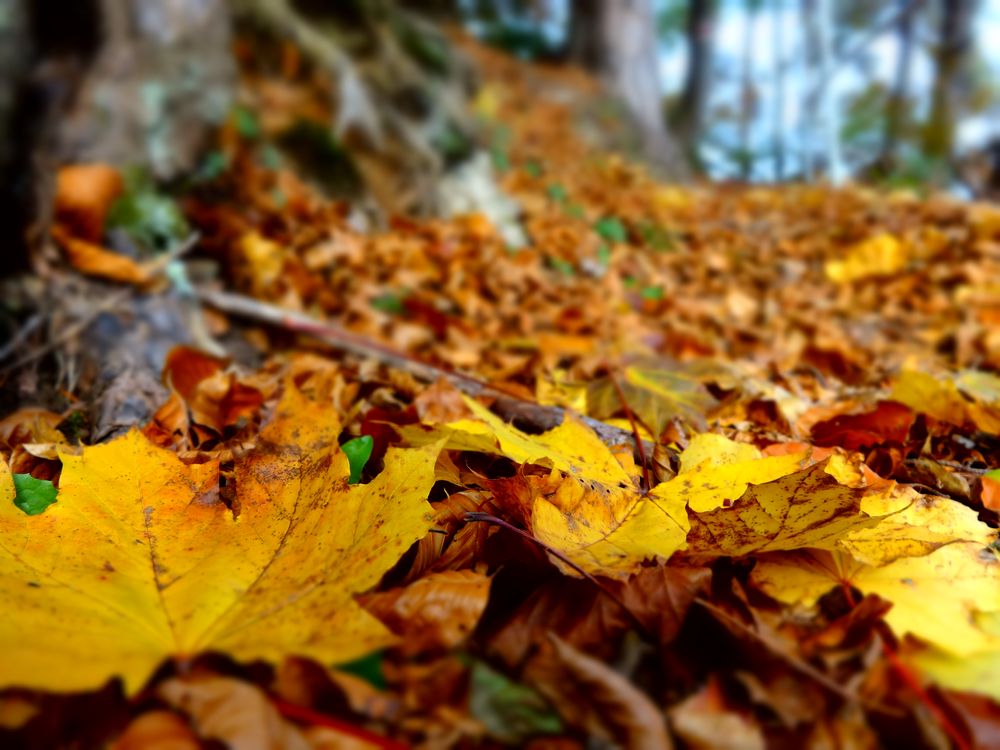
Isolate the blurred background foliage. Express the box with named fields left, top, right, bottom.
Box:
left=459, top=0, right=1000, bottom=195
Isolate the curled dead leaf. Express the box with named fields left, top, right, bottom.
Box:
left=362, top=569, right=492, bottom=654
left=526, top=634, right=673, bottom=750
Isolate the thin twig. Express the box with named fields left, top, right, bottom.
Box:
left=463, top=511, right=653, bottom=640
left=2, top=233, right=201, bottom=375
left=609, top=372, right=652, bottom=490
left=0, top=288, right=133, bottom=375
left=0, top=313, right=43, bottom=363
left=198, top=287, right=652, bottom=455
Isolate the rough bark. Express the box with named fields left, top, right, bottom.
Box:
left=59, top=0, right=235, bottom=179
left=672, top=0, right=717, bottom=171
left=569, top=0, right=691, bottom=178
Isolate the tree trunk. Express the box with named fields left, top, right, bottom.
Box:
left=738, top=0, right=758, bottom=180
left=923, top=0, right=975, bottom=176
left=570, top=0, right=691, bottom=179
left=879, top=0, right=916, bottom=170
left=672, top=0, right=716, bottom=171
left=59, top=0, right=235, bottom=179
left=771, top=0, right=786, bottom=181
left=801, top=0, right=845, bottom=182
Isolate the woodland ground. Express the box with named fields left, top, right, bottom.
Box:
left=2, top=33, right=1000, bottom=750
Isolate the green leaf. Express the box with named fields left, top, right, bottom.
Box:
left=342, top=436, right=374, bottom=484
left=232, top=105, right=261, bottom=140
left=523, top=160, right=543, bottom=178
left=337, top=650, right=386, bottom=690
left=594, top=216, right=627, bottom=244
left=546, top=183, right=568, bottom=203
left=469, top=661, right=562, bottom=744
left=549, top=258, right=576, bottom=276
left=106, top=170, right=189, bottom=252
left=596, top=243, right=611, bottom=267
left=192, top=151, right=229, bottom=183
left=12, top=474, right=57, bottom=516
left=987, top=469, right=1000, bottom=482
left=641, top=285, right=664, bottom=301
left=638, top=221, right=676, bottom=252
left=370, top=293, right=406, bottom=315
left=491, top=148, right=510, bottom=172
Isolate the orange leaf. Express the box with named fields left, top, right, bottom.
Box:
left=52, top=224, right=151, bottom=285
left=55, top=163, right=123, bottom=242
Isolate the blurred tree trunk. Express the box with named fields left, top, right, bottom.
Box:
left=878, top=0, right=916, bottom=170
left=771, top=0, right=786, bottom=180
left=569, top=0, right=691, bottom=178
left=672, top=0, right=716, bottom=171
left=738, top=0, right=759, bottom=179
left=923, top=0, right=975, bottom=175
left=801, top=0, right=845, bottom=182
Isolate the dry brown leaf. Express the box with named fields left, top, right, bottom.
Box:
left=159, top=675, right=312, bottom=750
left=111, top=710, right=199, bottom=750
left=361, top=569, right=492, bottom=654
left=527, top=634, right=673, bottom=750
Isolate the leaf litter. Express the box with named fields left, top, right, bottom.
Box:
left=3, top=31, right=1000, bottom=750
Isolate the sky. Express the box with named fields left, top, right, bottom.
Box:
left=657, top=0, right=1000, bottom=180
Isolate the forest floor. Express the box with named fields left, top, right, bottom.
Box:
left=2, top=34, right=1000, bottom=750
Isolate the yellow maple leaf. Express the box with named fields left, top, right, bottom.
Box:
left=752, top=543, right=1000, bottom=658
left=685, top=461, right=885, bottom=557
left=656, top=434, right=809, bottom=514
left=586, top=362, right=718, bottom=435
left=399, top=395, right=632, bottom=488
left=911, top=646, right=1000, bottom=703
left=529, top=473, right=689, bottom=577
left=843, top=486, right=995, bottom=566
left=824, top=233, right=907, bottom=283
left=0, top=385, right=440, bottom=693
left=890, top=368, right=1000, bottom=433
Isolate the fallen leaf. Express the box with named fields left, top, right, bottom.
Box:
left=468, top=660, right=563, bottom=744
left=55, top=163, right=124, bottom=242
left=982, top=472, right=1000, bottom=512
left=825, top=233, right=907, bottom=283
left=111, top=710, right=199, bottom=750
left=586, top=362, right=717, bottom=435
left=657, top=433, right=810, bottom=514
left=668, top=676, right=765, bottom=750
left=400, top=395, right=632, bottom=488
left=842, top=486, right=994, bottom=566
left=159, top=675, right=312, bottom=750
left=10, top=473, right=58, bottom=516
left=0, top=384, right=441, bottom=692
left=890, top=369, right=1000, bottom=433
left=752, top=543, right=1000, bottom=658
left=810, top=400, right=915, bottom=450
left=362, top=569, right=491, bottom=653
left=51, top=224, right=152, bottom=285
left=526, top=472, right=688, bottom=576
left=527, top=634, right=673, bottom=750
